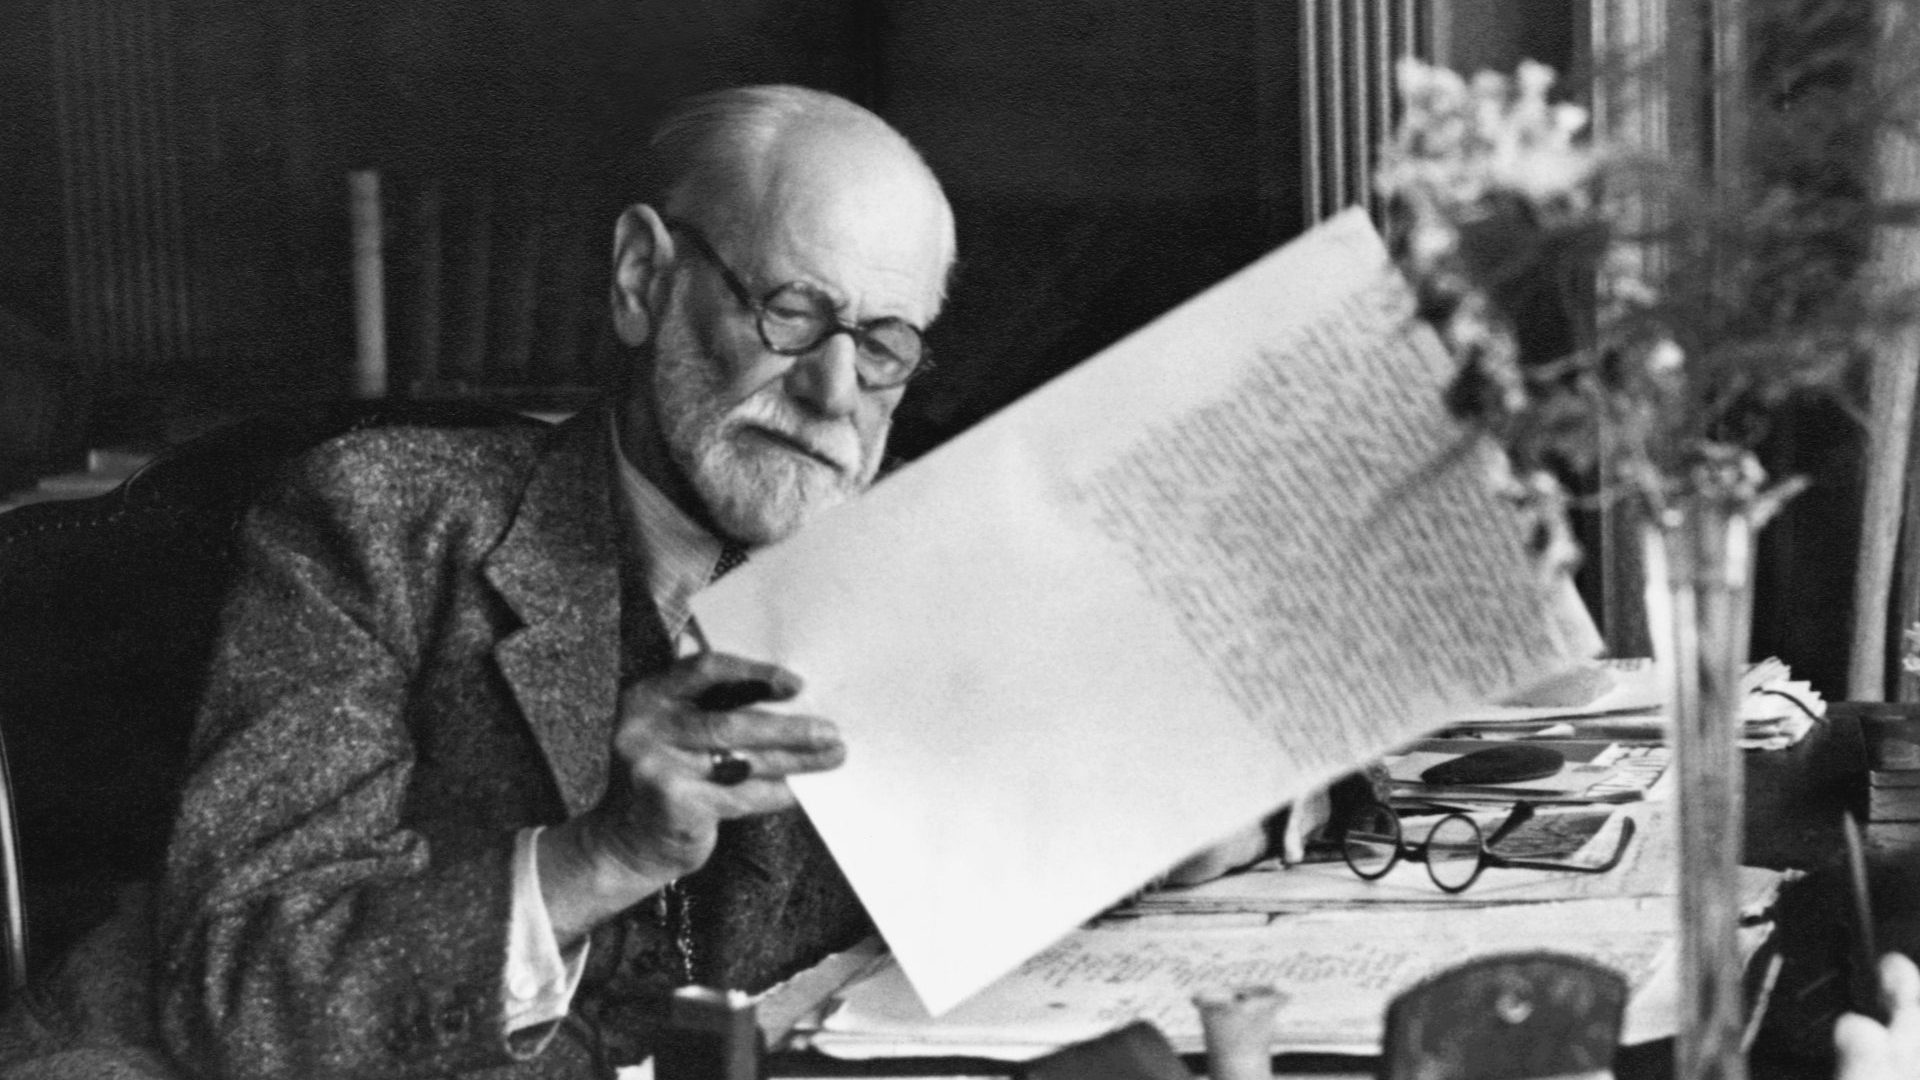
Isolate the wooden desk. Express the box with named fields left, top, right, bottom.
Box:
left=767, top=706, right=1900, bottom=1079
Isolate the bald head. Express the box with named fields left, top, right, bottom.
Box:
left=645, top=85, right=955, bottom=299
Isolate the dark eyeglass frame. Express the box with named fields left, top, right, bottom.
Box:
left=664, top=219, right=932, bottom=389
left=1341, top=801, right=1637, bottom=894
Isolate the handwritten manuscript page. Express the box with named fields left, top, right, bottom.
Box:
left=693, top=208, right=1582, bottom=1013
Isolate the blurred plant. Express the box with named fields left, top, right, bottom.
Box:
left=1376, top=48, right=1919, bottom=565
left=1379, top=32, right=1920, bottom=1080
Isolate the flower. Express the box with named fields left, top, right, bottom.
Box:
left=1375, top=54, right=1905, bottom=556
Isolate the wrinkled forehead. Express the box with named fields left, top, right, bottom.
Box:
left=723, top=130, right=954, bottom=321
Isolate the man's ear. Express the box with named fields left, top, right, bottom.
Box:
left=610, top=204, right=676, bottom=347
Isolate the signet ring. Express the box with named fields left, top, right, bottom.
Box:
left=707, top=749, right=752, bottom=786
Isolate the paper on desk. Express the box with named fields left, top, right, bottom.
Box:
left=1443, top=656, right=1824, bottom=734
left=692, top=208, right=1584, bottom=1015
left=799, top=897, right=1744, bottom=1059
left=1440, top=658, right=1663, bottom=725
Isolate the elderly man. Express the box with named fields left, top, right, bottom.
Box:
left=0, top=84, right=945, bottom=1080
left=147, top=85, right=951, bottom=1078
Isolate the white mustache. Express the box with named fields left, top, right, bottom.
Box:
left=728, top=393, right=863, bottom=473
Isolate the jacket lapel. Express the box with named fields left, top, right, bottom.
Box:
left=485, top=409, right=623, bottom=818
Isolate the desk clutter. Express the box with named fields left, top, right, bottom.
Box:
left=763, top=952, right=1627, bottom=1080
left=762, top=657, right=1819, bottom=1073
left=1438, top=656, right=1825, bottom=751
left=1863, top=711, right=1920, bottom=824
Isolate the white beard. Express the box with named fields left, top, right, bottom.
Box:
left=652, top=308, right=887, bottom=545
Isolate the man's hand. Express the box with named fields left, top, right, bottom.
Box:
left=538, top=652, right=845, bottom=943
left=1836, top=952, right=1920, bottom=1080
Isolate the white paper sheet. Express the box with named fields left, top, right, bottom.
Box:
left=692, top=208, right=1583, bottom=1014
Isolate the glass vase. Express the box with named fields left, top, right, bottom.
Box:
left=1640, top=470, right=1789, bottom=1080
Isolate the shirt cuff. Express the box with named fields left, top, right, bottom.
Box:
left=503, top=826, right=589, bottom=1041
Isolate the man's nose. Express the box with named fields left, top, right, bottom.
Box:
left=783, top=330, right=862, bottom=418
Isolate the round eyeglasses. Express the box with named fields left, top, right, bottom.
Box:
left=666, top=219, right=931, bottom=389
left=1341, top=802, right=1636, bottom=893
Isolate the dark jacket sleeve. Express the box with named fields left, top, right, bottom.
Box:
left=154, top=436, right=541, bottom=1079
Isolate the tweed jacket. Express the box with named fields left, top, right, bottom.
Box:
left=145, top=407, right=866, bottom=1079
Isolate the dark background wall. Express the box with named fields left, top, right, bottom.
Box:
left=0, top=0, right=1314, bottom=454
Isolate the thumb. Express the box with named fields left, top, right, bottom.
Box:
left=1835, top=1012, right=1892, bottom=1080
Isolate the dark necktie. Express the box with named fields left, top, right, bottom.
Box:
left=617, top=542, right=748, bottom=683
left=711, top=542, right=749, bottom=581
